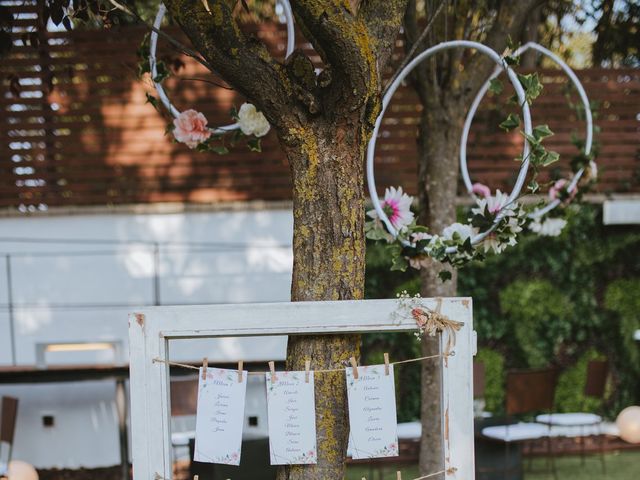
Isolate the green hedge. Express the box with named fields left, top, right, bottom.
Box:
left=364, top=205, right=640, bottom=420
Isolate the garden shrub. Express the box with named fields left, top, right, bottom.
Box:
left=500, top=279, right=574, bottom=368
left=554, top=349, right=606, bottom=413
left=475, top=348, right=505, bottom=414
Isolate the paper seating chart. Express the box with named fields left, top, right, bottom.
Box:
left=194, top=367, right=248, bottom=465
left=266, top=371, right=317, bottom=465
left=346, top=364, right=399, bottom=459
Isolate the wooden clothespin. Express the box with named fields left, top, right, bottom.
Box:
left=237, top=360, right=244, bottom=383
left=193, top=475, right=199, bottom=480
left=384, top=352, right=390, bottom=376
left=349, top=356, right=359, bottom=379
left=201, top=357, right=208, bottom=380
left=396, top=471, right=402, bottom=480
left=305, top=359, right=311, bottom=383
left=269, top=361, right=277, bottom=382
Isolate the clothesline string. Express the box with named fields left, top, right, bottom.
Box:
left=156, top=467, right=450, bottom=480
left=151, top=352, right=449, bottom=375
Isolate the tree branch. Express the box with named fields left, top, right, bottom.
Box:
left=359, top=0, right=411, bottom=73
left=162, top=0, right=296, bottom=129
left=290, top=0, right=380, bottom=114
left=107, top=0, right=216, bottom=74
left=383, top=0, right=446, bottom=96
left=461, top=0, right=544, bottom=99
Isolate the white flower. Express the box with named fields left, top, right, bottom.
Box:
left=480, top=233, right=503, bottom=254
left=237, top=103, right=270, bottom=137
left=411, top=231, right=432, bottom=245
left=529, top=217, right=567, bottom=237
left=367, top=186, right=414, bottom=231
left=587, top=160, right=598, bottom=180
left=442, top=223, right=476, bottom=243
left=472, top=189, right=514, bottom=217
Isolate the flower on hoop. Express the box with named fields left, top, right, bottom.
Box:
left=172, top=110, right=211, bottom=149
left=367, top=187, right=414, bottom=232
left=366, top=187, right=529, bottom=273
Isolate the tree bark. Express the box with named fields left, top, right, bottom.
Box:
left=160, top=2, right=410, bottom=477
left=402, top=2, right=544, bottom=477
left=416, top=102, right=462, bottom=480
left=276, top=117, right=369, bottom=479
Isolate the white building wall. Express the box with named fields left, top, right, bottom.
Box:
left=0, top=205, right=294, bottom=468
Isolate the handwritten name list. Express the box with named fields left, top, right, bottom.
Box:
left=346, top=364, right=399, bottom=460
left=194, top=367, right=248, bottom=465
left=266, top=371, right=317, bottom=465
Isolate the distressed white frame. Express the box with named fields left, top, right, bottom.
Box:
left=128, top=298, right=475, bottom=479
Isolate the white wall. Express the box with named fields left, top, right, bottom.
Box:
left=0, top=206, right=294, bottom=468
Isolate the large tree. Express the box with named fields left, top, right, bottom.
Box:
left=402, top=1, right=543, bottom=476
left=156, top=1, right=408, bottom=478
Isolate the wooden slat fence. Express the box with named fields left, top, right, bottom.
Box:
left=1, top=0, right=639, bottom=210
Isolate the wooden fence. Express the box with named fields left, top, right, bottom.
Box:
left=1, top=1, right=639, bottom=210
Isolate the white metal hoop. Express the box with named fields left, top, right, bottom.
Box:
left=149, top=1, right=295, bottom=133
left=366, top=40, right=533, bottom=251
left=460, top=42, right=594, bottom=218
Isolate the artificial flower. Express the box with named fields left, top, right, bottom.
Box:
left=529, top=217, right=567, bottom=237
left=472, top=189, right=514, bottom=216
left=549, top=179, right=577, bottom=201
left=442, top=222, right=476, bottom=242
left=471, top=182, right=491, bottom=198
left=587, top=160, right=598, bottom=180
left=367, top=186, right=414, bottom=231
left=237, top=103, right=270, bottom=137
left=173, top=109, right=211, bottom=148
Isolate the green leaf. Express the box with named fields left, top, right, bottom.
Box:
left=247, top=137, right=262, bottom=152
left=438, top=270, right=452, bottom=282
left=145, top=93, right=161, bottom=113
left=386, top=243, right=403, bottom=257
left=533, top=124, right=554, bottom=141
left=499, top=113, right=520, bottom=131
left=366, top=227, right=388, bottom=241
left=518, top=73, right=543, bottom=103
left=542, top=150, right=560, bottom=166
left=489, top=78, right=503, bottom=95
left=528, top=179, right=539, bottom=193
left=209, top=145, right=229, bottom=155
left=504, top=55, right=520, bottom=66
left=391, top=255, right=408, bottom=272
left=153, top=61, right=170, bottom=83
left=229, top=106, right=239, bottom=121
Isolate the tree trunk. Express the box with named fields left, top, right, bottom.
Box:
left=417, top=102, right=463, bottom=479
left=276, top=118, right=368, bottom=480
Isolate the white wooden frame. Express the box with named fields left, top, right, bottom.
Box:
left=128, top=298, right=475, bottom=479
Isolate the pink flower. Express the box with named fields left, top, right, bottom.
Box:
left=173, top=109, right=211, bottom=148
left=549, top=179, right=576, bottom=202
left=471, top=183, right=491, bottom=199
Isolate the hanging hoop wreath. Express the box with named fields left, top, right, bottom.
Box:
left=366, top=40, right=536, bottom=271
left=460, top=42, right=596, bottom=237
left=148, top=1, right=295, bottom=148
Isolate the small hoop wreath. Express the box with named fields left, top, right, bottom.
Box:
left=366, top=40, right=533, bottom=269
left=149, top=1, right=294, bottom=143
left=460, top=41, right=595, bottom=219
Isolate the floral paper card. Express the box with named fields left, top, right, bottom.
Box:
left=194, top=367, right=248, bottom=465
left=346, top=364, right=399, bottom=460
left=266, top=371, right=317, bottom=465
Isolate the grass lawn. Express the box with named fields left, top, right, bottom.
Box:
left=346, top=451, right=640, bottom=479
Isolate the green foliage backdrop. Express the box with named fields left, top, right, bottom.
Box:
left=364, top=205, right=640, bottom=420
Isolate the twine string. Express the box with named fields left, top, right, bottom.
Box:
left=156, top=467, right=451, bottom=480
left=151, top=352, right=447, bottom=374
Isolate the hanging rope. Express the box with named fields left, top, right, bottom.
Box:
left=151, top=352, right=448, bottom=374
